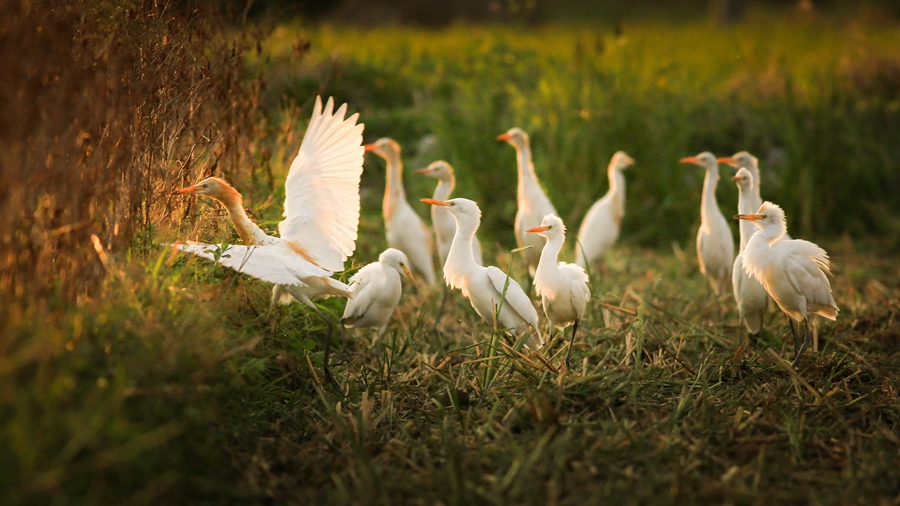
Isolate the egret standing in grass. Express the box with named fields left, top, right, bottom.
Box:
left=422, top=197, right=543, bottom=349
left=719, top=151, right=791, bottom=240
left=498, top=127, right=558, bottom=276
left=414, top=160, right=483, bottom=267
left=341, top=248, right=414, bottom=359
left=175, top=96, right=365, bottom=384
left=731, top=168, right=770, bottom=335
left=575, top=151, right=634, bottom=268
left=680, top=152, right=734, bottom=294
left=365, top=138, right=436, bottom=286
left=528, top=214, right=590, bottom=368
left=736, top=202, right=838, bottom=367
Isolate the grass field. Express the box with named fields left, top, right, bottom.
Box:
left=3, top=2, right=900, bottom=504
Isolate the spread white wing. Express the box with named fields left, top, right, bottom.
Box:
left=278, top=96, right=366, bottom=272
left=176, top=242, right=328, bottom=286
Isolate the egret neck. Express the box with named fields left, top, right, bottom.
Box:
left=534, top=226, right=564, bottom=294
left=382, top=149, right=406, bottom=222
left=700, top=163, right=721, bottom=233
left=607, top=161, right=627, bottom=224
left=216, top=184, right=271, bottom=246
left=444, top=209, right=479, bottom=294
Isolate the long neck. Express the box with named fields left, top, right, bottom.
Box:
left=445, top=216, right=479, bottom=286
left=433, top=174, right=455, bottom=201
left=534, top=233, right=563, bottom=290
left=736, top=186, right=756, bottom=252
left=218, top=192, right=269, bottom=245
left=700, top=165, right=720, bottom=225
left=760, top=222, right=786, bottom=246
left=515, top=143, right=539, bottom=199
left=383, top=151, right=405, bottom=221
left=749, top=161, right=762, bottom=201
left=607, top=167, right=626, bottom=222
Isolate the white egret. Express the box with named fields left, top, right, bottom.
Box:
left=731, top=168, right=769, bottom=334
left=719, top=151, right=791, bottom=240
left=365, top=138, right=437, bottom=286
left=528, top=214, right=590, bottom=367
left=175, top=96, right=364, bottom=383
left=422, top=197, right=543, bottom=349
left=498, top=127, right=558, bottom=276
left=736, top=202, right=838, bottom=367
left=341, top=248, right=414, bottom=356
left=680, top=152, right=734, bottom=294
left=414, top=161, right=483, bottom=267
left=575, top=151, right=634, bottom=268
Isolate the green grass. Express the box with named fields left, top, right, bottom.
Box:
left=4, top=4, right=900, bottom=505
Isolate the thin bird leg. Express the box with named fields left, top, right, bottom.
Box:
left=788, top=317, right=800, bottom=353
left=791, top=318, right=811, bottom=369
left=339, top=321, right=348, bottom=355
left=565, top=320, right=579, bottom=370
left=434, top=285, right=450, bottom=324
left=309, top=304, right=340, bottom=391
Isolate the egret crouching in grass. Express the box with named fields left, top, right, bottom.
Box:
left=731, top=168, right=770, bottom=336
left=365, top=138, right=436, bottom=286
left=341, top=248, right=414, bottom=360
left=498, top=127, right=558, bottom=276
left=575, top=151, right=634, bottom=269
left=175, top=96, right=365, bottom=385
left=422, top=197, right=543, bottom=349
left=680, top=152, right=734, bottom=295
left=414, top=161, right=483, bottom=267
left=528, top=214, right=590, bottom=368
left=736, top=202, right=838, bottom=367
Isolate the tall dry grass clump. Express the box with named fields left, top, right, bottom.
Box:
left=0, top=0, right=264, bottom=307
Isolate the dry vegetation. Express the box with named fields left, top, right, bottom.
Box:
left=2, top=1, right=900, bottom=505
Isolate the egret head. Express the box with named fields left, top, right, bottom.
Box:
left=380, top=248, right=414, bottom=281
left=413, top=160, right=454, bottom=181
left=610, top=151, right=635, bottom=171
left=734, top=201, right=787, bottom=234
left=718, top=151, right=758, bottom=170
left=364, top=137, right=401, bottom=161
left=175, top=177, right=240, bottom=204
left=526, top=214, right=566, bottom=239
left=731, top=167, right=754, bottom=191
left=679, top=151, right=718, bottom=170
left=421, top=197, right=481, bottom=224
left=496, top=127, right=529, bottom=149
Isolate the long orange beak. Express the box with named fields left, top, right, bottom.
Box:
left=176, top=186, right=199, bottom=194
left=421, top=198, right=450, bottom=207
left=526, top=225, right=550, bottom=233
left=401, top=266, right=416, bottom=284
left=363, top=144, right=378, bottom=152
left=734, top=213, right=764, bottom=221
left=413, top=167, right=431, bottom=174
left=718, top=157, right=736, bottom=164
left=731, top=174, right=744, bottom=182
left=679, top=157, right=698, bottom=164
left=497, top=133, right=512, bottom=141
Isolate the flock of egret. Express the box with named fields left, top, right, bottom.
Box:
left=174, top=96, right=838, bottom=379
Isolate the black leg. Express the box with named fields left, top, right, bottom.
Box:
left=791, top=318, right=811, bottom=369
left=565, top=320, right=579, bottom=370
left=788, top=317, right=800, bottom=352
left=310, top=305, right=341, bottom=391
left=435, top=285, right=450, bottom=324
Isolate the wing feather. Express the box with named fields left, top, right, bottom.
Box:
left=486, top=266, right=539, bottom=326
left=176, top=242, right=328, bottom=286
left=278, top=96, right=366, bottom=272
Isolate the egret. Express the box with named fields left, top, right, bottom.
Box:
left=680, top=152, right=734, bottom=294
left=575, top=151, right=634, bottom=268
left=736, top=202, right=838, bottom=367
left=719, top=151, right=791, bottom=240
left=175, top=96, right=364, bottom=384
left=365, top=138, right=437, bottom=286
left=414, top=161, right=483, bottom=267
left=498, top=127, right=558, bottom=276
left=731, top=168, right=769, bottom=335
left=422, top=197, right=543, bottom=349
left=528, top=214, right=590, bottom=368
left=341, top=248, right=414, bottom=358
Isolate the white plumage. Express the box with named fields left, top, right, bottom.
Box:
left=680, top=152, right=735, bottom=294
left=737, top=201, right=838, bottom=366
left=498, top=127, right=558, bottom=276
left=528, top=214, right=590, bottom=367
left=341, top=248, right=413, bottom=339
left=175, top=96, right=364, bottom=308
left=730, top=168, right=769, bottom=334
left=575, top=151, right=634, bottom=268
left=414, top=160, right=483, bottom=267
left=366, top=138, right=437, bottom=286
left=422, top=197, right=543, bottom=349
left=719, top=151, right=791, bottom=241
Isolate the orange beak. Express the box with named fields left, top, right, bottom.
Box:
left=421, top=198, right=450, bottom=207
left=526, top=225, right=550, bottom=233
left=731, top=175, right=744, bottom=182
left=734, top=213, right=764, bottom=221
left=679, top=157, right=699, bottom=164
left=176, top=186, right=199, bottom=194
left=413, top=167, right=430, bottom=174
left=363, top=144, right=378, bottom=152
left=497, top=133, right=512, bottom=141
left=718, top=157, right=736, bottom=164
left=401, top=266, right=416, bottom=284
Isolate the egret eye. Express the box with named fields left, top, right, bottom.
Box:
left=450, top=202, right=456, bottom=206
left=762, top=214, right=768, bottom=219
left=202, top=184, right=209, bottom=188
